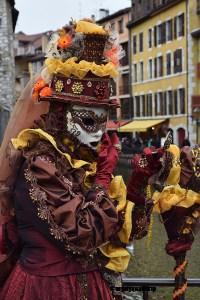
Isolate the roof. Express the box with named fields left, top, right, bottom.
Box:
left=97, top=7, right=131, bottom=23
left=127, top=0, right=183, bottom=28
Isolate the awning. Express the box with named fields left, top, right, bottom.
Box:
left=106, top=120, right=129, bottom=130
left=118, top=119, right=165, bottom=132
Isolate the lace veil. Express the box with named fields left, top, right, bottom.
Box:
left=0, top=76, right=49, bottom=223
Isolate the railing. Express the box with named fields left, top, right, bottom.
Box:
left=121, top=277, right=200, bottom=300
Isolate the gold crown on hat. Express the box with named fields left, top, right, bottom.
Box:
left=32, top=19, right=124, bottom=107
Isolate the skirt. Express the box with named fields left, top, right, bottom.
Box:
left=0, top=263, right=115, bottom=300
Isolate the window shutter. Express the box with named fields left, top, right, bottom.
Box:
left=154, top=26, right=157, bottom=47
left=174, top=50, right=177, bottom=73
left=177, top=49, right=182, bottom=72
left=170, top=20, right=173, bottom=41
left=164, top=91, right=167, bottom=115
left=174, top=16, right=177, bottom=39
left=160, top=56, right=163, bottom=76
left=155, top=93, right=157, bottom=115
left=181, top=14, right=185, bottom=36
left=162, top=22, right=166, bottom=44
left=154, top=57, right=157, bottom=78
left=174, top=90, right=178, bottom=114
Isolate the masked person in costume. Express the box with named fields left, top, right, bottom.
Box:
left=0, top=20, right=164, bottom=300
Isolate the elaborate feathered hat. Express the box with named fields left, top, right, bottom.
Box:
left=32, top=20, right=124, bottom=108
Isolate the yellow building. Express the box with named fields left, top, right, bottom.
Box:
left=189, top=0, right=200, bottom=143
left=125, top=0, right=199, bottom=146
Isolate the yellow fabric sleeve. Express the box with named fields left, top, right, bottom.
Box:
left=153, top=184, right=200, bottom=214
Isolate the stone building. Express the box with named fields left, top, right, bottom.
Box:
left=0, top=0, right=18, bottom=142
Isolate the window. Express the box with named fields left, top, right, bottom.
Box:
left=149, top=59, right=153, bottom=79
left=178, top=14, right=184, bottom=37
left=158, top=56, right=163, bottom=77
left=133, top=63, right=137, bottom=82
left=147, top=94, right=153, bottom=116
left=121, top=98, right=131, bottom=119
left=0, top=18, right=2, bottom=28
left=111, top=22, right=115, bottom=31
left=120, top=73, right=129, bottom=94
left=140, top=61, right=144, bottom=81
left=120, top=42, right=128, bottom=66
left=174, top=49, right=183, bottom=73
left=141, top=95, right=146, bottom=116
left=109, top=108, right=117, bottom=120
left=174, top=16, right=177, bottom=39
left=179, top=88, right=185, bottom=114
left=133, top=35, right=137, bottom=54
left=135, top=96, right=140, bottom=117
left=154, top=26, right=157, bottom=47
left=0, top=54, right=2, bottom=64
left=166, top=52, right=172, bottom=75
left=118, top=18, right=124, bottom=34
left=139, top=32, right=143, bottom=52
left=154, top=57, right=157, bottom=78
left=167, top=90, right=173, bottom=115
left=161, top=22, right=166, bottom=44
left=166, top=19, right=173, bottom=41
left=155, top=92, right=163, bottom=116
left=174, top=90, right=178, bottom=114
left=157, top=24, right=162, bottom=45
left=148, top=28, right=153, bottom=48
left=162, top=92, right=167, bottom=115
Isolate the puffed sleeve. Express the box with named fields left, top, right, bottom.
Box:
left=15, top=155, right=120, bottom=255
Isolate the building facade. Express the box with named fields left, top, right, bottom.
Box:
left=189, top=0, right=200, bottom=143
left=0, top=0, right=18, bottom=142
left=128, top=0, right=199, bottom=146
left=98, top=8, right=132, bottom=129
left=14, top=31, right=51, bottom=100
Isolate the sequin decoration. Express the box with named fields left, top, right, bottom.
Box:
left=192, top=147, right=200, bottom=178
left=87, top=81, right=92, bottom=88
left=72, top=82, right=84, bottom=94
left=94, top=83, right=106, bottom=99
left=138, top=157, right=148, bottom=168
left=55, top=80, right=64, bottom=92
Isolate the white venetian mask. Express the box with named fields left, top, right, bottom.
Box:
left=66, top=105, right=108, bottom=150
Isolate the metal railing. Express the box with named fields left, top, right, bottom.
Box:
left=121, top=277, right=200, bottom=300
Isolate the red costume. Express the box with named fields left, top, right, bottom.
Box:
left=0, top=20, right=164, bottom=299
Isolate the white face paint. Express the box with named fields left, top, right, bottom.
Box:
left=66, top=105, right=108, bottom=150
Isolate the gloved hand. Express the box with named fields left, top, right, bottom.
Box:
left=127, top=147, right=164, bottom=205
left=95, top=133, right=120, bottom=190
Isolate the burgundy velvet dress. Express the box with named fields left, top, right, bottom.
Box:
left=0, top=141, right=120, bottom=300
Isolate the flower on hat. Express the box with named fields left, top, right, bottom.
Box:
left=57, top=34, right=72, bottom=49
left=39, top=86, right=53, bottom=97
left=33, top=78, right=46, bottom=92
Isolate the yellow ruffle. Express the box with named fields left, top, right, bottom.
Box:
left=153, top=184, right=200, bottom=214
left=12, top=128, right=133, bottom=273
left=165, top=145, right=181, bottom=185
left=75, top=20, right=107, bottom=35
left=45, top=57, right=119, bottom=79
left=11, top=128, right=96, bottom=188
left=99, top=176, right=134, bottom=273
left=100, top=243, right=131, bottom=273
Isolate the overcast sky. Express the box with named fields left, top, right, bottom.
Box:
left=15, top=0, right=131, bottom=34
